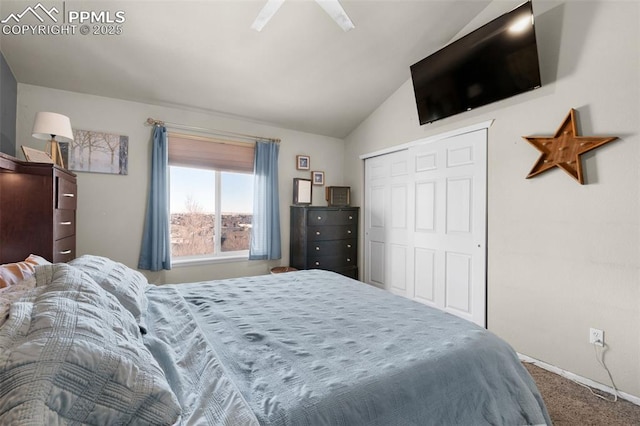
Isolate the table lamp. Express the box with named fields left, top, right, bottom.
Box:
left=31, top=112, right=74, bottom=168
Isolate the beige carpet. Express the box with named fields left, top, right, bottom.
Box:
left=524, top=363, right=640, bottom=425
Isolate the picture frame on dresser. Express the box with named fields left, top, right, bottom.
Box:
left=326, top=186, right=350, bottom=207
left=21, top=146, right=53, bottom=163
left=293, top=178, right=312, bottom=205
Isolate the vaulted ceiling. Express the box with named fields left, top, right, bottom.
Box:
left=0, top=1, right=527, bottom=138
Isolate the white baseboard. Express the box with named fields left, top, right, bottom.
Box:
left=518, top=353, right=640, bottom=407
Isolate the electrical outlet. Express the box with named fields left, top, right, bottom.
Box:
left=589, top=328, right=604, bottom=347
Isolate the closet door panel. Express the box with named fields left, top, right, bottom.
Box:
left=389, top=244, right=408, bottom=294
left=412, top=130, right=486, bottom=326
left=445, top=251, right=472, bottom=314
left=446, top=177, right=473, bottom=234
left=414, top=247, right=436, bottom=304
left=365, top=150, right=410, bottom=293
left=415, top=181, right=436, bottom=232
left=365, top=166, right=387, bottom=288
left=368, top=241, right=385, bottom=287
left=364, top=127, right=487, bottom=327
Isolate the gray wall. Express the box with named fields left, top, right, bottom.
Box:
left=0, top=51, right=17, bottom=156
left=344, top=1, right=640, bottom=399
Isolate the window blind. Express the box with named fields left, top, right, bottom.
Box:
left=168, top=132, right=255, bottom=173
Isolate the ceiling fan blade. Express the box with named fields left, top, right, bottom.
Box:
left=251, top=0, right=286, bottom=32
left=314, top=0, right=355, bottom=32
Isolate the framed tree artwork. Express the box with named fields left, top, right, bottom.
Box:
left=59, top=129, right=129, bottom=175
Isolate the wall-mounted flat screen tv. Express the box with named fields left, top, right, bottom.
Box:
left=410, top=1, right=541, bottom=125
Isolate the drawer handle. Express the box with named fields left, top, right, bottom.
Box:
left=315, top=261, right=320, bottom=266
left=60, top=221, right=72, bottom=225
left=347, top=258, right=351, bottom=262
left=349, top=216, right=353, bottom=220
left=315, top=246, right=320, bottom=251
left=63, top=193, right=75, bottom=198
left=347, top=230, right=352, bottom=234
left=59, top=250, right=72, bottom=255
left=316, top=231, right=321, bottom=236
left=347, top=244, right=352, bottom=248
left=317, top=216, right=322, bottom=220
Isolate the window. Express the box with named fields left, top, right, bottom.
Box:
left=168, top=133, right=254, bottom=261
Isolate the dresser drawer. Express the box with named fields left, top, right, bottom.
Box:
left=307, top=239, right=356, bottom=256
left=53, top=236, right=76, bottom=263
left=307, top=210, right=357, bottom=226
left=54, top=209, right=75, bottom=240
left=308, top=253, right=357, bottom=269
left=307, top=225, right=356, bottom=241
left=334, top=266, right=358, bottom=280
left=56, top=176, right=77, bottom=210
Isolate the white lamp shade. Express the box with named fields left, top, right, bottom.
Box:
left=32, top=112, right=74, bottom=142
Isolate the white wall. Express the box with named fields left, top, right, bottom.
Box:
left=16, top=84, right=345, bottom=284
left=344, top=1, right=640, bottom=398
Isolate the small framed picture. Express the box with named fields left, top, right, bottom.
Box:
left=293, top=178, right=312, bottom=205
left=311, top=171, right=325, bottom=186
left=296, top=155, right=310, bottom=170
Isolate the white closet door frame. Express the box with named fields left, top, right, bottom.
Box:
left=361, top=121, right=491, bottom=327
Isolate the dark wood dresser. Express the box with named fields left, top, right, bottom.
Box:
left=0, top=153, right=77, bottom=264
left=290, top=206, right=359, bottom=279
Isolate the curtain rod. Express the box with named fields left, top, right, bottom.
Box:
left=145, top=118, right=280, bottom=143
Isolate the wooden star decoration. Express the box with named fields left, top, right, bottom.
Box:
left=523, top=109, right=618, bottom=184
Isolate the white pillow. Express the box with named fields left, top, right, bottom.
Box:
left=69, top=255, right=149, bottom=327
left=0, top=263, right=181, bottom=424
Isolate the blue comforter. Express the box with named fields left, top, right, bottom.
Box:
left=144, top=270, right=550, bottom=425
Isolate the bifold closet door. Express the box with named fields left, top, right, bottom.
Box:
left=364, top=129, right=487, bottom=327
left=364, top=149, right=412, bottom=295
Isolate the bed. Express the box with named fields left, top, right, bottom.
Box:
left=0, top=254, right=550, bottom=425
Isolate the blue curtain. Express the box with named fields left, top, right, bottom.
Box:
left=249, top=141, right=281, bottom=260
left=138, top=126, right=171, bottom=271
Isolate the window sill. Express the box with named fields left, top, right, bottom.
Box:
left=172, top=253, right=249, bottom=268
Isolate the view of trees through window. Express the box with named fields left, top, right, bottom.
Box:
left=169, top=166, right=253, bottom=257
